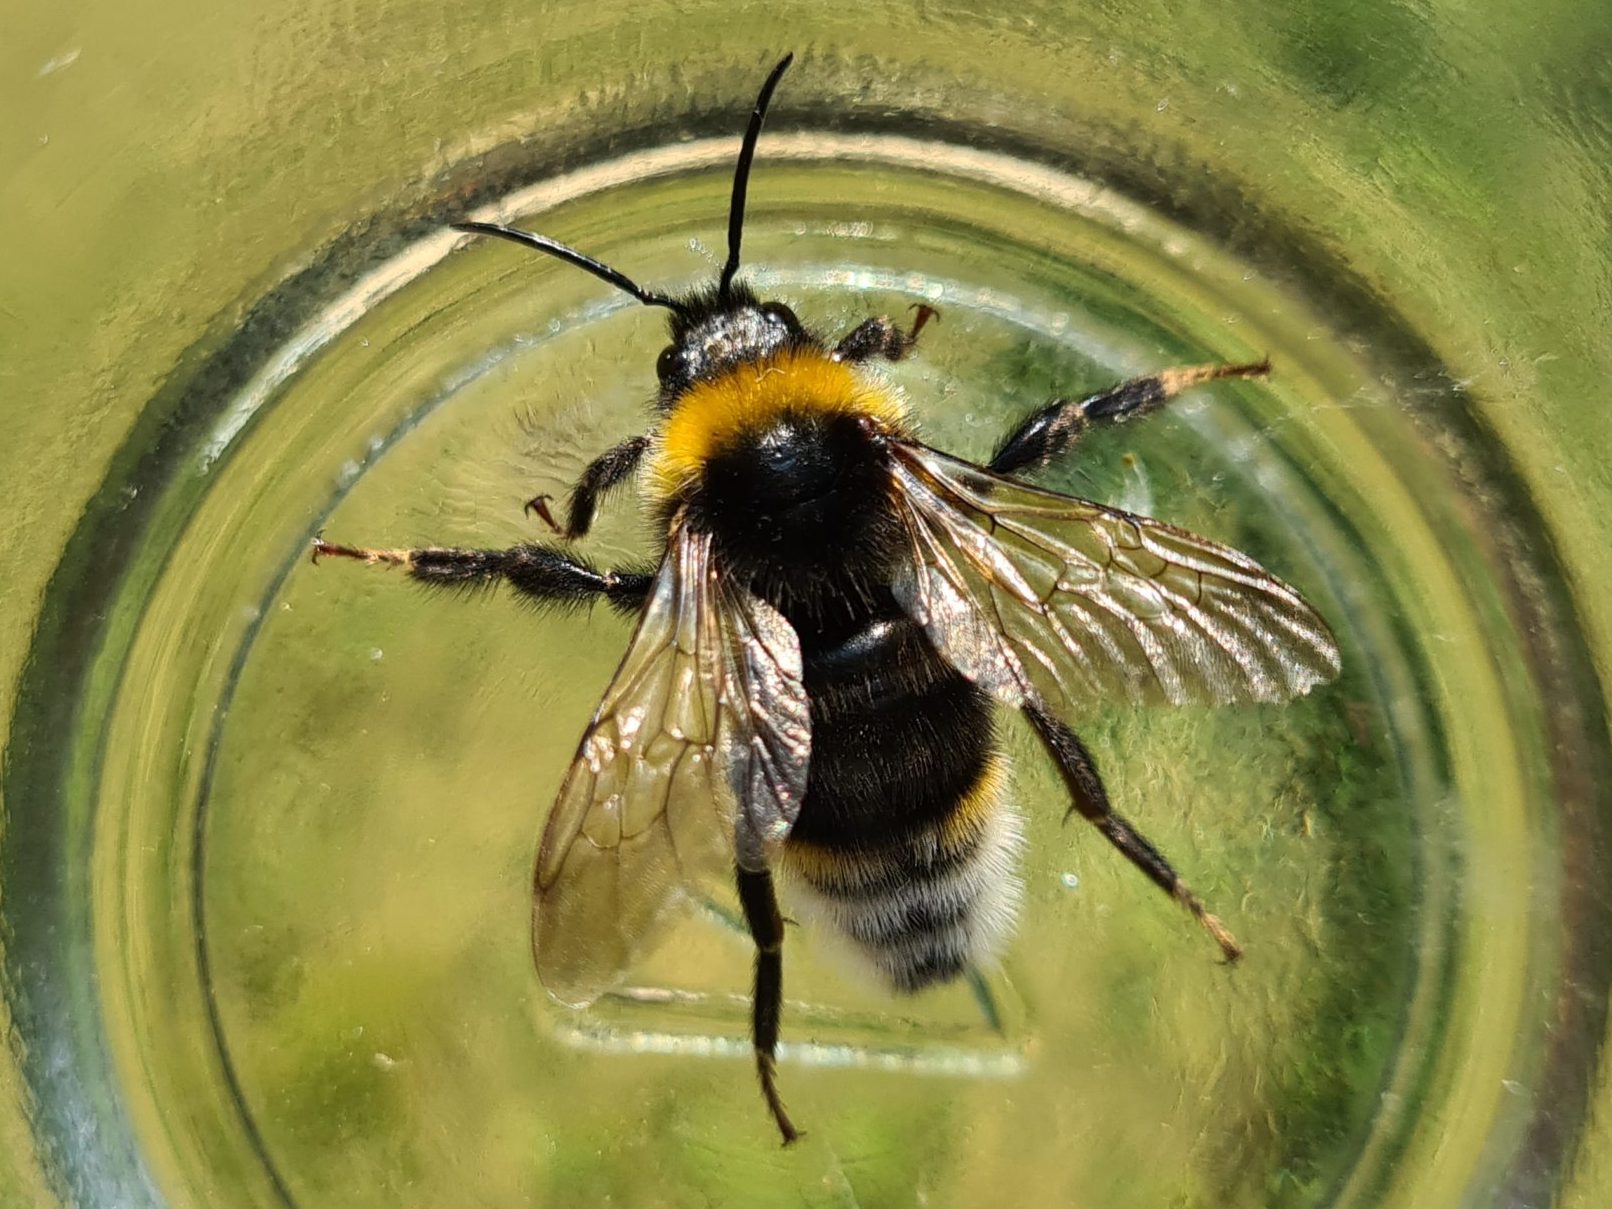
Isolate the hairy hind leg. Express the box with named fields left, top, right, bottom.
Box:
left=1024, top=702, right=1242, bottom=962
left=736, top=865, right=801, bottom=1145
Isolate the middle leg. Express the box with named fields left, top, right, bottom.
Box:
left=990, top=360, right=1270, bottom=477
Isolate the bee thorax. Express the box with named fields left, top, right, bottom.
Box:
left=694, top=410, right=898, bottom=581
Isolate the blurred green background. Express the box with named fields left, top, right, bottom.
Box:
left=4, top=1, right=1611, bottom=1206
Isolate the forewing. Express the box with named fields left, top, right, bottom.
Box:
left=888, top=441, right=1340, bottom=712
left=532, top=525, right=808, bottom=1007
left=716, top=581, right=812, bottom=871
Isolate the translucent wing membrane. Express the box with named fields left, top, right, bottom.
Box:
left=888, top=442, right=1340, bottom=713
left=719, top=581, right=813, bottom=870
left=533, top=525, right=809, bottom=1007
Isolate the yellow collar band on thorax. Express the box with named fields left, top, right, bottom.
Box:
left=646, top=347, right=908, bottom=500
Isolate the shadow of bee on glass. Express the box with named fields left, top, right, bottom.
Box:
left=313, top=53, right=1340, bottom=1144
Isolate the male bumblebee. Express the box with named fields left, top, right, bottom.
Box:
left=313, top=54, right=1340, bottom=1144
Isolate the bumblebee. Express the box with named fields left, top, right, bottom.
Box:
left=313, top=54, right=1340, bottom=1144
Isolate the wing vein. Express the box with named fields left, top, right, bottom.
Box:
left=888, top=440, right=1340, bottom=717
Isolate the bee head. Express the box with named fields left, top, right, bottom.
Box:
left=653, top=289, right=807, bottom=401
left=450, top=54, right=798, bottom=400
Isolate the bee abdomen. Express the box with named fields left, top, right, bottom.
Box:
left=783, top=759, right=1023, bottom=993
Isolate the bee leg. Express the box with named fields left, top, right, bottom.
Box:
left=989, top=360, right=1271, bottom=477
left=831, top=304, right=939, bottom=364
left=1025, top=702, right=1244, bottom=963
left=310, top=539, right=652, bottom=615
left=540, top=434, right=651, bottom=540
left=965, top=968, right=1007, bottom=1036
left=522, top=494, right=563, bottom=534
left=736, top=865, right=802, bottom=1145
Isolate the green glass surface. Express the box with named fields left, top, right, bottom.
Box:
left=3, top=3, right=1610, bottom=1207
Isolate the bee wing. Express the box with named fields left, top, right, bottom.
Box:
left=532, top=523, right=809, bottom=1007
left=887, top=441, right=1340, bottom=712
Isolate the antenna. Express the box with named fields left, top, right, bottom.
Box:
left=451, top=221, right=689, bottom=315
left=718, top=53, right=794, bottom=301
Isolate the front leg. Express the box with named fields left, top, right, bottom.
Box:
left=311, top=538, right=652, bottom=615
left=526, top=434, right=650, bottom=541
left=831, top=304, right=938, bottom=364
left=990, top=359, right=1270, bottom=477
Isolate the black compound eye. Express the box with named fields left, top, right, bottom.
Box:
left=760, top=301, right=799, bottom=329
left=656, top=345, right=680, bottom=381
